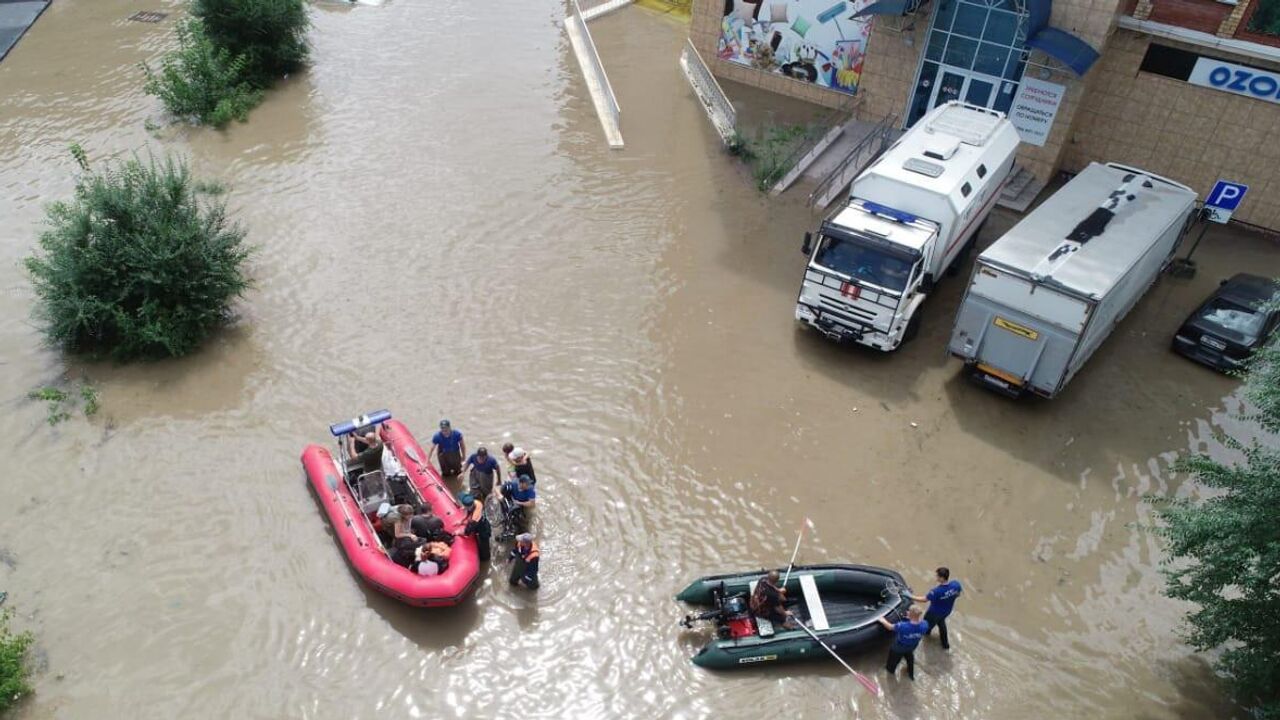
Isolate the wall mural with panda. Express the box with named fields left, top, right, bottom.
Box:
left=718, top=0, right=876, bottom=95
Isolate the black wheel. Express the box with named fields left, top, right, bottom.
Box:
left=901, top=313, right=922, bottom=345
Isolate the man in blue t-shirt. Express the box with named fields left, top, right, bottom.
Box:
left=460, top=446, right=500, bottom=500
left=877, top=605, right=928, bottom=680
left=428, top=419, right=466, bottom=478
left=912, top=566, right=962, bottom=650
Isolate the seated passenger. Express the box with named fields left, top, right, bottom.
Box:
left=504, top=475, right=537, bottom=509
left=750, top=570, right=798, bottom=629
left=390, top=535, right=423, bottom=568
left=392, top=504, right=417, bottom=540
left=410, top=506, right=447, bottom=542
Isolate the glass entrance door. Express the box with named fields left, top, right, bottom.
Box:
left=905, top=0, right=1029, bottom=128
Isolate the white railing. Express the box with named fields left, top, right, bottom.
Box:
left=680, top=39, right=736, bottom=146
left=565, top=0, right=624, bottom=148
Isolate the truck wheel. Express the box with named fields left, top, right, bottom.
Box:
left=902, top=313, right=922, bottom=344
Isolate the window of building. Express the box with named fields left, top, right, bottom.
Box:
left=961, top=182, right=972, bottom=197
left=977, top=164, right=987, bottom=178
left=905, top=0, right=1029, bottom=128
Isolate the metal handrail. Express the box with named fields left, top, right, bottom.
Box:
left=772, top=94, right=863, bottom=183
left=807, top=114, right=897, bottom=208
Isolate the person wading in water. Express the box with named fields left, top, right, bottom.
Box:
left=911, top=566, right=962, bottom=650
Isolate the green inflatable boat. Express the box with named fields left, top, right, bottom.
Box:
left=675, top=564, right=913, bottom=669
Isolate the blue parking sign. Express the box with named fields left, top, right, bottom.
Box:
left=1205, top=180, right=1248, bottom=223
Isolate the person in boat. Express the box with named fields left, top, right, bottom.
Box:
left=410, top=505, right=447, bottom=542
left=428, top=419, right=466, bottom=478
left=391, top=535, right=424, bottom=568
left=346, top=428, right=384, bottom=475
left=507, top=447, right=537, bottom=486
left=911, top=566, right=961, bottom=650
left=509, top=533, right=540, bottom=590
left=460, top=446, right=501, bottom=501
left=459, top=493, right=492, bottom=563
left=381, top=503, right=417, bottom=542
left=878, top=605, right=929, bottom=681
left=749, top=570, right=798, bottom=629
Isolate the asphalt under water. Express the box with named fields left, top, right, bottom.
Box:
left=0, top=1, right=1274, bottom=718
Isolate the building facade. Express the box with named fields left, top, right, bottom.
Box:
left=689, top=0, right=1280, bottom=229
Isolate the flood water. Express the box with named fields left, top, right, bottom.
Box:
left=0, top=1, right=1274, bottom=718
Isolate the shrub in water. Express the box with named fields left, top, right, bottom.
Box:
left=0, top=609, right=34, bottom=713
left=193, top=0, right=310, bottom=85
left=143, top=18, right=263, bottom=127
left=24, top=148, right=252, bottom=360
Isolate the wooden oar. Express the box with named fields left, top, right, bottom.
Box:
left=797, top=622, right=882, bottom=697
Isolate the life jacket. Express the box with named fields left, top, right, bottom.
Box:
left=521, top=542, right=540, bottom=562
left=428, top=541, right=451, bottom=561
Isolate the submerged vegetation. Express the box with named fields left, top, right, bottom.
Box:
left=143, top=19, right=262, bottom=128
left=1153, top=331, right=1280, bottom=719
left=728, top=124, right=815, bottom=192
left=25, top=381, right=99, bottom=426
left=0, top=609, right=34, bottom=714
left=144, top=0, right=309, bottom=127
left=24, top=147, right=252, bottom=360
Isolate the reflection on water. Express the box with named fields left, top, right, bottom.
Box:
left=0, top=0, right=1268, bottom=718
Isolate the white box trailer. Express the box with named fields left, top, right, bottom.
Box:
left=795, top=101, right=1019, bottom=351
left=948, top=162, right=1198, bottom=398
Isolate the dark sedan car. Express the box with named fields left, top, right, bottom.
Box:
left=1172, top=273, right=1280, bottom=372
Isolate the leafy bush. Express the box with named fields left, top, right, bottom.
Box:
left=0, top=609, right=34, bottom=713
left=1153, top=329, right=1280, bottom=719
left=24, top=148, right=252, bottom=360
left=193, top=0, right=310, bottom=85
left=143, top=19, right=262, bottom=127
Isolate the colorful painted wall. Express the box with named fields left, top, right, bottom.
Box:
left=716, top=0, right=875, bottom=94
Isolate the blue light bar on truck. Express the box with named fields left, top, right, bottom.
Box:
left=329, top=409, right=392, bottom=437
left=859, top=200, right=919, bottom=225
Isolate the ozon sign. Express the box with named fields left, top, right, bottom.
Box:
left=1188, top=57, right=1280, bottom=105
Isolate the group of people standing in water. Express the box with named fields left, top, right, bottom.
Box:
left=424, top=419, right=542, bottom=591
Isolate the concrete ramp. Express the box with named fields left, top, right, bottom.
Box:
left=564, top=0, right=625, bottom=149
left=0, top=0, right=50, bottom=63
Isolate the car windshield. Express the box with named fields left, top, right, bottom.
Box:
left=813, top=234, right=915, bottom=292
left=1196, top=298, right=1265, bottom=341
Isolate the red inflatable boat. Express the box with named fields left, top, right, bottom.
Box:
left=301, top=411, right=480, bottom=607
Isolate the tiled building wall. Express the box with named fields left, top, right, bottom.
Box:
left=692, top=0, right=1127, bottom=184
left=1063, top=30, right=1280, bottom=229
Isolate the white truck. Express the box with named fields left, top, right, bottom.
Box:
left=794, top=101, right=1020, bottom=351
left=948, top=162, right=1198, bottom=398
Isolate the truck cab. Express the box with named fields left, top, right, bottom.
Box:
left=794, top=101, right=1020, bottom=352
left=796, top=200, right=939, bottom=349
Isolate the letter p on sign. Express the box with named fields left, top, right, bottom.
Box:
left=1206, top=180, right=1248, bottom=224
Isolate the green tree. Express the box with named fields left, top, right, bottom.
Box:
left=24, top=148, right=252, bottom=360
left=0, top=609, right=34, bottom=713
left=143, top=18, right=263, bottom=128
left=192, top=0, right=310, bottom=86
left=1154, top=334, right=1280, bottom=718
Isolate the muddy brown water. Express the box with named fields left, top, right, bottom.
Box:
left=0, top=1, right=1273, bottom=718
